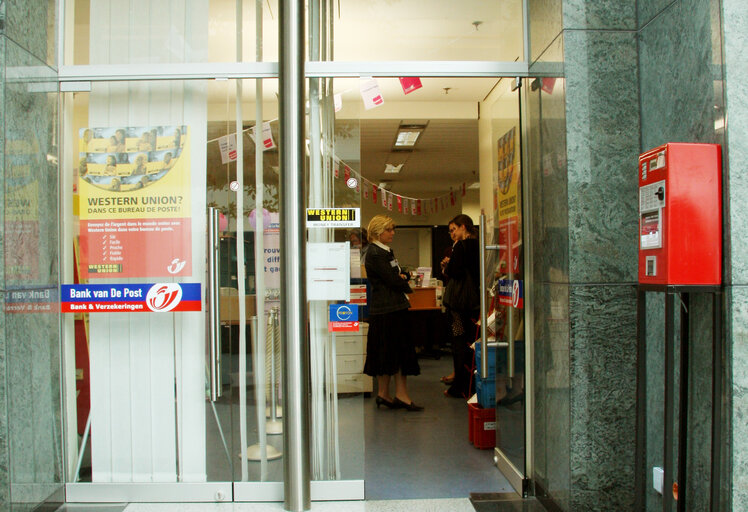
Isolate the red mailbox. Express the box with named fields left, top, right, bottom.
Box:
left=638, top=143, right=722, bottom=285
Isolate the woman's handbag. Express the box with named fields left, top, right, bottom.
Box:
left=442, top=271, right=480, bottom=312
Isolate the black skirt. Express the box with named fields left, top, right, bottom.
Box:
left=363, top=309, right=420, bottom=377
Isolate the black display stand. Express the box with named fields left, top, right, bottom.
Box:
left=636, top=285, right=723, bottom=512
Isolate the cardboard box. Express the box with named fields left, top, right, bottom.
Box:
left=219, top=293, right=257, bottom=323
left=408, top=287, right=437, bottom=309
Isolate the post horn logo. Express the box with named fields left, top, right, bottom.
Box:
left=146, top=283, right=183, bottom=312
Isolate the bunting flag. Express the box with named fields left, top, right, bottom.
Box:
left=334, top=161, right=339, bottom=179
left=411, top=199, right=416, bottom=215
left=249, top=122, right=276, bottom=150
left=417, top=200, right=422, bottom=215
left=450, top=190, right=455, bottom=206
left=398, top=77, right=423, bottom=95
left=387, top=192, right=393, bottom=211
left=363, top=185, right=369, bottom=199
left=381, top=188, right=387, bottom=207
left=360, top=78, right=384, bottom=110
left=372, top=185, right=378, bottom=203
left=397, top=196, right=403, bottom=212
left=344, top=165, right=351, bottom=182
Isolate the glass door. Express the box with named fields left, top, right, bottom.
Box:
left=62, top=79, right=235, bottom=502
left=484, top=77, right=527, bottom=493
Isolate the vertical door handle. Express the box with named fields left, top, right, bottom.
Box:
left=208, top=207, right=222, bottom=401
left=479, top=213, right=488, bottom=380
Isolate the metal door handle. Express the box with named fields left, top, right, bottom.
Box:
left=208, top=207, right=222, bottom=401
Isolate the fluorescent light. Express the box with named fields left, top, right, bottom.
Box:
left=384, top=163, right=403, bottom=174
left=394, top=130, right=421, bottom=147
left=393, top=123, right=427, bottom=150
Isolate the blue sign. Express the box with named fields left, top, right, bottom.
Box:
left=61, top=283, right=201, bottom=313
left=329, top=304, right=358, bottom=322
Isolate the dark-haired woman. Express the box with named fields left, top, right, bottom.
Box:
left=442, top=214, right=480, bottom=398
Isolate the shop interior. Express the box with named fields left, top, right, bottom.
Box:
left=65, top=0, right=528, bottom=502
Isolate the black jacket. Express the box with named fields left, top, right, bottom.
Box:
left=365, top=243, right=412, bottom=315
left=444, top=237, right=480, bottom=312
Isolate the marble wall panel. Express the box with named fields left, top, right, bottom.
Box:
left=2, top=37, right=61, bottom=507
left=562, top=0, right=636, bottom=30
left=639, top=0, right=720, bottom=151
left=0, top=293, right=9, bottom=508
left=0, top=32, right=8, bottom=509
left=6, top=305, right=62, bottom=489
left=723, top=0, right=748, bottom=285
left=563, top=30, right=639, bottom=284
left=644, top=292, right=665, bottom=511
left=685, top=293, right=715, bottom=511
left=529, top=0, right=563, bottom=64
left=4, top=0, right=55, bottom=67
left=731, top=286, right=748, bottom=509
left=3, top=39, right=58, bottom=289
left=532, top=281, right=570, bottom=510
left=569, top=284, right=637, bottom=511
left=723, top=0, right=748, bottom=505
left=638, top=0, right=676, bottom=28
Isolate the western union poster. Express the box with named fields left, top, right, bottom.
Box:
left=77, top=125, right=191, bottom=279
left=495, top=127, right=521, bottom=275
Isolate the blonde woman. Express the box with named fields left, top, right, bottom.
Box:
left=363, top=215, right=423, bottom=411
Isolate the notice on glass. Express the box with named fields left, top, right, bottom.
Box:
left=77, top=125, right=191, bottom=279
left=307, top=243, right=350, bottom=301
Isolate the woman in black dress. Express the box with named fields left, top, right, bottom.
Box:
left=363, top=215, right=424, bottom=411
left=442, top=214, right=480, bottom=398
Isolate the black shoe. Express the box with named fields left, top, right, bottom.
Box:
left=393, top=397, right=424, bottom=412
left=375, top=396, right=398, bottom=409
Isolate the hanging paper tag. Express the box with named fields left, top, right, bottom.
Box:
left=360, top=78, right=384, bottom=110
left=249, top=122, right=276, bottom=150
left=398, top=77, right=423, bottom=95
left=218, top=133, right=237, bottom=164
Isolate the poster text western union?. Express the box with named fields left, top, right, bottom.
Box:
left=86, top=195, right=184, bottom=214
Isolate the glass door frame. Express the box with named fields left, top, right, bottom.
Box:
left=57, top=0, right=535, bottom=503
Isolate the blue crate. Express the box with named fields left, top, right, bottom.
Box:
left=474, top=342, right=496, bottom=379
left=475, top=376, right=496, bottom=409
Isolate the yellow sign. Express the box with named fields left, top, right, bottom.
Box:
left=306, top=208, right=360, bottom=228
left=78, top=126, right=189, bottom=220
left=496, top=127, right=520, bottom=221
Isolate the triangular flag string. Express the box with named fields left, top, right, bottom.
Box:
left=330, top=155, right=467, bottom=216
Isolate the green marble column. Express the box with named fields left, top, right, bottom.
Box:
left=0, top=0, right=62, bottom=507
left=723, top=0, right=748, bottom=508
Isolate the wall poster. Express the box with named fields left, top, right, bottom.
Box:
left=77, top=125, right=191, bottom=279
left=496, top=126, right=521, bottom=275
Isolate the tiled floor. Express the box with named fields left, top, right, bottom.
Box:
left=364, top=356, right=512, bottom=499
